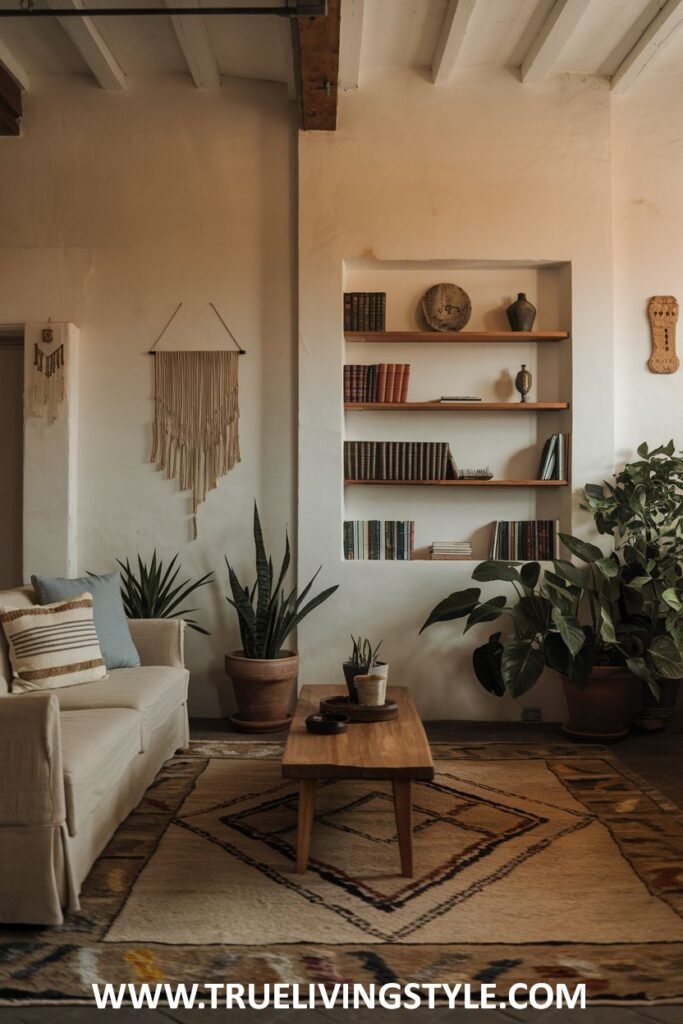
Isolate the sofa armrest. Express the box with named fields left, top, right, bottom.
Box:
left=0, top=693, right=65, bottom=827
left=128, top=618, right=186, bottom=669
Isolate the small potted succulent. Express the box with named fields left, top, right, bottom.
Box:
left=343, top=636, right=387, bottom=702
left=225, top=503, right=338, bottom=733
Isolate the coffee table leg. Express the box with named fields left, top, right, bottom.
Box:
left=392, top=779, right=413, bottom=877
left=296, top=779, right=317, bottom=873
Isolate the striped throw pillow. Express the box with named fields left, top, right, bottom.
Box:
left=0, top=593, right=108, bottom=692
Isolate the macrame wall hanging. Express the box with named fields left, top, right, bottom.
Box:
left=29, top=327, right=65, bottom=422
left=149, top=303, right=245, bottom=538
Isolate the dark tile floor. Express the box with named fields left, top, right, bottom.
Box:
left=0, top=718, right=680, bottom=1023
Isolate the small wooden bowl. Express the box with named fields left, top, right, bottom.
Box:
left=305, top=713, right=349, bottom=735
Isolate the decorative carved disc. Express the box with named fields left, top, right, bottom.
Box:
left=421, top=283, right=472, bottom=332
left=648, top=295, right=680, bottom=374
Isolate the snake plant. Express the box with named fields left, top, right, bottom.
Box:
left=117, top=552, right=213, bottom=635
left=226, top=502, right=339, bottom=659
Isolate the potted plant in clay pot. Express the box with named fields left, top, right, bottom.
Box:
left=419, top=518, right=683, bottom=741
left=225, top=503, right=338, bottom=733
left=343, top=636, right=387, bottom=702
left=583, top=441, right=683, bottom=728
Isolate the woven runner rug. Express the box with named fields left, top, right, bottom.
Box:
left=1, top=740, right=682, bottom=1004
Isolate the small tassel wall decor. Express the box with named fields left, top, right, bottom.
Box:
left=29, top=342, right=66, bottom=421
left=151, top=350, right=241, bottom=537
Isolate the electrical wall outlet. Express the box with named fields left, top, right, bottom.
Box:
left=521, top=707, right=542, bottom=723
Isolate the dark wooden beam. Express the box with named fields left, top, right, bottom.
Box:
left=0, top=65, right=21, bottom=136
left=292, top=0, right=340, bottom=131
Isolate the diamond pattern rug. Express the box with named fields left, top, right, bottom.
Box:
left=1, top=741, right=682, bottom=1004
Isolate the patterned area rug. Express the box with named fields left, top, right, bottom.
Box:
left=1, top=741, right=682, bottom=1004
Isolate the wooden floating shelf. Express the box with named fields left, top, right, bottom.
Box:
left=344, top=479, right=568, bottom=487
left=344, top=401, right=570, bottom=412
left=345, top=330, right=569, bottom=344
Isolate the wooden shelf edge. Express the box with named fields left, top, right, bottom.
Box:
left=345, top=330, right=569, bottom=343
left=344, top=479, right=569, bottom=487
left=344, top=401, right=570, bottom=411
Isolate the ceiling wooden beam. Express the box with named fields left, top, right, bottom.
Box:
left=48, top=0, right=126, bottom=90
left=0, top=37, right=29, bottom=92
left=292, top=0, right=341, bottom=130
left=0, top=56, right=22, bottom=136
left=432, top=0, right=478, bottom=86
left=521, top=0, right=591, bottom=84
left=166, top=0, right=220, bottom=89
left=338, top=0, right=365, bottom=91
left=611, top=0, right=683, bottom=95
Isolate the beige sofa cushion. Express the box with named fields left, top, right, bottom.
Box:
left=51, top=666, right=189, bottom=749
left=60, top=707, right=142, bottom=836
left=1, top=594, right=107, bottom=693
left=0, top=588, right=36, bottom=694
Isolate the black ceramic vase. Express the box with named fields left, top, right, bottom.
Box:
left=506, top=292, right=536, bottom=332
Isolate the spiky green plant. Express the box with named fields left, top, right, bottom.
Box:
left=225, top=503, right=339, bottom=659
left=347, top=636, right=384, bottom=668
left=117, top=552, right=213, bottom=635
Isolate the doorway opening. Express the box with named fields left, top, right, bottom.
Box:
left=0, top=329, right=24, bottom=589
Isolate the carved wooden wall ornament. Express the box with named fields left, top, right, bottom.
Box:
left=648, top=295, right=680, bottom=374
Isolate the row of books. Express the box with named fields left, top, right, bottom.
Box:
left=538, top=434, right=569, bottom=481
left=344, top=363, right=411, bottom=403
left=344, top=520, right=415, bottom=560
left=344, top=292, right=386, bottom=332
left=344, top=441, right=456, bottom=481
left=430, top=541, right=472, bottom=561
left=490, top=520, right=559, bottom=560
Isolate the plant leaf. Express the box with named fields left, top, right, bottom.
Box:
left=472, top=561, right=520, bottom=583
left=553, top=559, right=591, bottom=589
left=662, top=587, right=683, bottom=612
left=472, top=633, right=505, bottom=696
left=420, top=588, right=481, bottom=632
left=464, top=596, right=507, bottom=633
left=559, top=533, right=603, bottom=563
left=520, top=561, right=541, bottom=591
left=501, top=641, right=545, bottom=697
left=551, top=607, right=585, bottom=657
left=649, top=635, right=683, bottom=679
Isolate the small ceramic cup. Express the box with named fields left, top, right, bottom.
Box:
left=353, top=673, right=387, bottom=706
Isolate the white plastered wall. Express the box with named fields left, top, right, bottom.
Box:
left=298, top=68, right=615, bottom=722
left=0, top=75, right=296, bottom=717
left=612, top=71, right=683, bottom=458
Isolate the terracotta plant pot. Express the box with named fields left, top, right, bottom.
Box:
left=562, top=666, right=640, bottom=742
left=342, top=660, right=388, bottom=702
left=225, top=650, right=298, bottom=734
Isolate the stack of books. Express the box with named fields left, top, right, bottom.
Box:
left=490, top=520, right=559, bottom=560
left=344, top=292, right=386, bottom=331
left=344, top=441, right=457, bottom=481
left=344, top=520, right=414, bottom=560
left=430, top=541, right=472, bottom=561
left=538, top=434, right=569, bottom=480
left=344, top=364, right=411, bottom=403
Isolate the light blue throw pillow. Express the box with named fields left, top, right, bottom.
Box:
left=31, top=572, right=141, bottom=671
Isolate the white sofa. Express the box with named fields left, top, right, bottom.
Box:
left=0, top=586, right=190, bottom=925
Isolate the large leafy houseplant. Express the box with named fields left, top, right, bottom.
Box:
left=225, top=503, right=338, bottom=659
left=421, top=445, right=683, bottom=703
left=420, top=536, right=620, bottom=699
left=582, top=440, right=683, bottom=700
left=117, top=552, right=213, bottom=635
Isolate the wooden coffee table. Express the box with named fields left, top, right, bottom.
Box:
left=282, top=685, right=434, bottom=876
